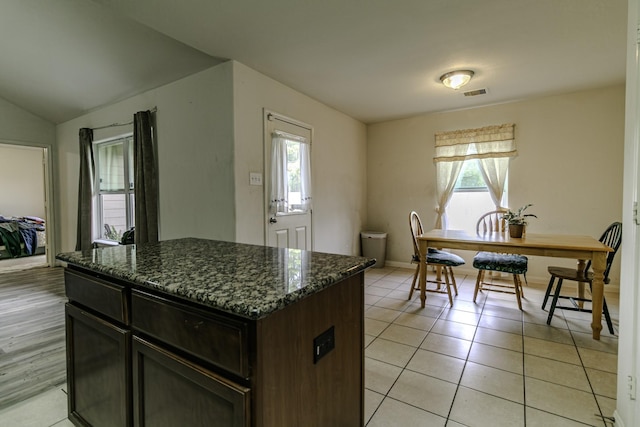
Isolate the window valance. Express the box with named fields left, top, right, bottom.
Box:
left=434, top=123, right=516, bottom=163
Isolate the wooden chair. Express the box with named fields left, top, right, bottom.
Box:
left=542, top=222, right=622, bottom=333
left=409, top=211, right=465, bottom=306
left=472, top=209, right=528, bottom=310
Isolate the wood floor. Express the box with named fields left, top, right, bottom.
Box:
left=0, top=267, right=66, bottom=410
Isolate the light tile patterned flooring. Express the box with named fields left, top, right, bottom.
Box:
left=0, top=387, right=72, bottom=426
left=364, top=267, right=618, bottom=427
left=0, top=266, right=618, bottom=427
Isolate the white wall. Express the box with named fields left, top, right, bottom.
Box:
left=56, top=63, right=235, bottom=252
left=0, top=144, right=45, bottom=218
left=54, top=61, right=368, bottom=258
left=367, top=85, right=625, bottom=284
left=0, top=95, right=55, bottom=262
left=0, top=97, right=55, bottom=145
left=232, top=61, right=368, bottom=255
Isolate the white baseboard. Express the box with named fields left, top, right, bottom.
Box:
left=383, top=260, right=413, bottom=269
left=380, top=261, right=620, bottom=294
left=614, top=409, right=624, bottom=427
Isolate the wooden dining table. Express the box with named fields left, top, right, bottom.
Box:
left=417, top=229, right=613, bottom=340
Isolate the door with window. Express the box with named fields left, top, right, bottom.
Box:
left=264, top=112, right=312, bottom=250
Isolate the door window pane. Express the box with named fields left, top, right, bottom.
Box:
left=271, top=132, right=311, bottom=215
left=286, top=140, right=303, bottom=212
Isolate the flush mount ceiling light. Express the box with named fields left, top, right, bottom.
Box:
left=440, top=70, right=474, bottom=90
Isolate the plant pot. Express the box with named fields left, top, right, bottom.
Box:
left=509, top=224, right=525, bottom=238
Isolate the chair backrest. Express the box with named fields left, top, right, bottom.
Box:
left=409, top=211, right=424, bottom=259
left=587, top=221, right=622, bottom=282
left=476, top=208, right=509, bottom=236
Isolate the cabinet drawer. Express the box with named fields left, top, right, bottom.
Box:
left=65, top=269, right=129, bottom=324
left=133, top=336, right=250, bottom=427
left=131, top=291, right=249, bottom=378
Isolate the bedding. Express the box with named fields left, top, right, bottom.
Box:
left=0, top=215, right=46, bottom=259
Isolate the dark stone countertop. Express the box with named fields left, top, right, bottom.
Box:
left=56, top=237, right=375, bottom=320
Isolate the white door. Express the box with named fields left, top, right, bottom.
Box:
left=264, top=111, right=312, bottom=250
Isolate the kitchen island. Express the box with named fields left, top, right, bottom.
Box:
left=57, top=238, right=375, bottom=427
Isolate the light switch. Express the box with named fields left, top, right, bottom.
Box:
left=250, top=172, right=262, bottom=186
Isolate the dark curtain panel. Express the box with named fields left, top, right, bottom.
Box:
left=75, top=128, right=94, bottom=251
left=133, top=110, right=159, bottom=244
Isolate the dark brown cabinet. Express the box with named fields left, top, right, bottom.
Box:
left=64, top=265, right=364, bottom=427
left=65, top=303, right=131, bottom=427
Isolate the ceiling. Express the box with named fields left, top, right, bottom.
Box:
left=0, top=0, right=627, bottom=125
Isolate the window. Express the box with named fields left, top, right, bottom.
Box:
left=95, top=134, right=134, bottom=242
left=434, top=123, right=516, bottom=230
left=447, top=160, right=507, bottom=233
left=270, top=131, right=311, bottom=215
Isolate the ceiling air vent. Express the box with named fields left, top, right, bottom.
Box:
left=463, top=88, right=487, bottom=97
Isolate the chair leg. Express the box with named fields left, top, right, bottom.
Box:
left=448, top=267, right=459, bottom=296
left=518, top=274, right=524, bottom=298
left=513, top=274, right=522, bottom=311
left=473, top=270, right=484, bottom=303
left=547, top=278, right=564, bottom=325
left=603, top=297, right=615, bottom=334
left=443, top=267, right=454, bottom=307
left=409, top=263, right=419, bottom=300
left=542, top=275, right=556, bottom=309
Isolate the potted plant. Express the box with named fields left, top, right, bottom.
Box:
left=503, top=204, right=537, bottom=238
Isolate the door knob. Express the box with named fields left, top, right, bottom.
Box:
left=269, top=217, right=277, bottom=224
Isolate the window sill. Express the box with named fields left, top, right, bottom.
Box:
left=93, top=239, right=120, bottom=248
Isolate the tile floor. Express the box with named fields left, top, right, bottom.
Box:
left=364, top=267, right=618, bottom=427
left=0, top=386, right=72, bottom=426
left=0, top=266, right=618, bottom=427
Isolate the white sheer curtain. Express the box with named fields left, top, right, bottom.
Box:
left=434, top=123, right=516, bottom=228
left=299, top=140, right=312, bottom=212
left=270, top=133, right=289, bottom=214
left=477, top=157, right=510, bottom=207
left=270, top=131, right=312, bottom=214
left=434, top=161, right=464, bottom=229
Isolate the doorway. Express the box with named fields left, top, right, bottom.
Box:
left=0, top=143, right=50, bottom=272
left=264, top=111, right=313, bottom=250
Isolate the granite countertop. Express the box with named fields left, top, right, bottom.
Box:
left=56, top=237, right=375, bottom=320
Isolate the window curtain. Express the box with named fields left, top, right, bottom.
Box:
left=434, top=123, right=516, bottom=228
left=76, top=128, right=95, bottom=251
left=299, top=139, right=312, bottom=212
left=270, top=133, right=288, bottom=214
left=133, top=110, right=159, bottom=244
left=477, top=157, right=510, bottom=207
left=270, top=131, right=312, bottom=214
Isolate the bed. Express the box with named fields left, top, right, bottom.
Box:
left=0, top=216, right=46, bottom=260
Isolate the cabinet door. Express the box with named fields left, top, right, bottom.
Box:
left=132, top=336, right=250, bottom=427
left=66, top=303, right=131, bottom=427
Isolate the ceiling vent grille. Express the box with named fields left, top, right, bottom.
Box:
left=463, top=88, right=487, bottom=97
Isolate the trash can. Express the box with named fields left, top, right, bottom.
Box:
left=361, top=231, right=387, bottom=268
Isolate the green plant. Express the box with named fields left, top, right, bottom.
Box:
left=104, top=224, right=123, bottom=241
left=503, top=204, right=537, bottom=226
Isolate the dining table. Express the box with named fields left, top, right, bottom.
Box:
left=417, top=229, right=613, bottom=340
